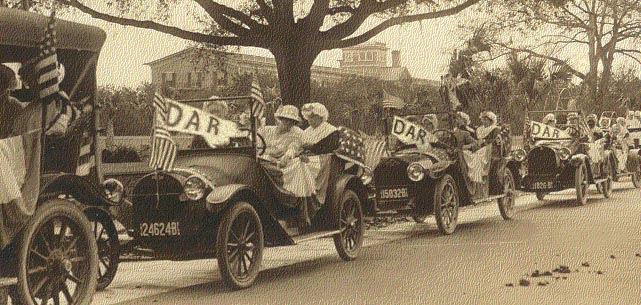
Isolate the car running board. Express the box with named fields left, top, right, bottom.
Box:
left=0, top=277, right=16, bottom=288
left=593, top=178, right=609, bottom=184
left=292, top=230, right=340, bottom=244
left=472, top=194, right=506, bottom=205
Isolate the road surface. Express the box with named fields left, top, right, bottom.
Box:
left=93, top=181, right=640, bottom=305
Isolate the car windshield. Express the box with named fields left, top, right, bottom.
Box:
left=161, top=97, right=256, bottom=151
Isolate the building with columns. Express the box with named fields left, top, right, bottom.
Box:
left=144, top=42, right=436, bottom=96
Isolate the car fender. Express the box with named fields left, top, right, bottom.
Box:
left=206, top=184, right=253, bottom=206
left=427, top=160, right=455, bottom=179
left=40, top=173, right=115, bottom=208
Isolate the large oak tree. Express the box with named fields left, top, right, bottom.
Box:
left=8, top=0, right=480, bottom=107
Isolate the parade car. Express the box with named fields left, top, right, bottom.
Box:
left=0, top=8, right=120, bottom=304
left=598, top=112, right=641, bottom=188
left=369, top=112, right=516, bottom=235
left=100, top=96, right=368, bottom=290
left=515, top=110, right=614, bottom=205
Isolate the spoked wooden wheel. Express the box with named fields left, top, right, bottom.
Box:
left=85, top=209, right=119, bottom=291
left=216, top=201, right=264, bottom=290
left=433, top=174, right=459, bottom=235
left=333, top=190, right=364, bottom=261
left=498, top=169, right=516, bottom=220
left=16, top=200, right=98, bottom=305
left=600, top=160, right=613, bottom=199
left=575, top=162, right=589, bottom=206
left=632, top=172, right=641, bottom=188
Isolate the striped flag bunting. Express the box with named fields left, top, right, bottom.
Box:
left=250, top=77, right=265, bottom=119
left=361, top=134, right=390, bottom=170
left=75, top=97, right=95, bottom=176
left=148, top=92, right=177, bottom=171
left=382, top=90, right=405, bottom=109
left=336, top=127, right=369, bottom=170
left=36, top=10, right=60, bottom=103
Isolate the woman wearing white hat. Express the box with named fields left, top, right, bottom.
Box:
left=300, top=102, right=341, bottom=154
left=260, top=105, right=304, bottom=162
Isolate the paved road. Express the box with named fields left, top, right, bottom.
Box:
left=93, top=182, right=640, bottom=305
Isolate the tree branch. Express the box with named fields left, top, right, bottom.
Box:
left=497, top=43, right=587, bottom=79
left=193, top=0, right=250, bottom=36
left=62, top=0, right=260, bottom=46
left=325, top=0, right=479, bottom=49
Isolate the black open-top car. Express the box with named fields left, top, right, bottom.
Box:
left=370, top=111, right=516, bottom=235
left=515, top=110, right=614, bottom=205
left=102, top=96, right=368, bottom=290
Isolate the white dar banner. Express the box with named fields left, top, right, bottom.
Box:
left=391, top=116, right=438, bottom=150
left=530, top=121, right=571, bottom=139
left=165, top=99, right=245, bottom=148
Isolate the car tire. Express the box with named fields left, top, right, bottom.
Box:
left=498, top=168, right=516, bottom=220
left=84, top=208, right=120, bottom=291
left=16, top=199, right=98, bottom=305
left=611, top=157, right=619, bottom=182
left=575, top=162, right=589, bottom=206
left=216, top=201, right=264, bottom=290
left=601, top=160, right=613, bottom=199
left=333, top=189, right=364, bottom=261
left=535, top=192, right=547, bottom=201
left=632, top=172, right=641, bottom=188
left=433, top=174, right=459, bottom=235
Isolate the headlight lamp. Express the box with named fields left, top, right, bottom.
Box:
left=558, top=147, right=571, bottom=161
left=407, top=163, right=425, bottom=182
left=511, top=149, right=527, bottom=162
left=184, top=175, right=207, bottom=201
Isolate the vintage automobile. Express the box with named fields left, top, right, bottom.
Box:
left=100, top=96, right=368, bottom=290
left=515, top=110, right=614, bottom=205
left=0, top=8, right=121, bottom=305
left=597, top=112, right=641, bottom=188
left=369, top=111, right=516, bottom=235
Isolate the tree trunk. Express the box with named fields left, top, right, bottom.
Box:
left=272, top=47, right=316, bottom=108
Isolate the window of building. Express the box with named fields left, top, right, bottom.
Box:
left=367, top=52, right=373, bottom=61
left=354, top=52, right=360, bottom=61
left=162, top=71, right=175, bottom=88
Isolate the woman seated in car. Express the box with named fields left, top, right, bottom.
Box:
left=476, top=111, right=501, bottom=146
left=300, top=103, right=340, bottom=154
left=259, top=105, right=303, bottom=164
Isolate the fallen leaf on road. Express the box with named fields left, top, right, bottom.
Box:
left=609, top=255, right=615, bottom=259
left=596, top=270, right=603, bottom=275
left=581, top=262, right=590, bottom=267
left=543, top=271, right=553, bottom=276
left=505, top=283, right=514, bottom=287
left=519, top=279, right=530, bottom=287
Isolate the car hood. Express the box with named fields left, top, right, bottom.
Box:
left=391, top=147, right=450, bottom=164
left=170, top=152, right=259, bottom=186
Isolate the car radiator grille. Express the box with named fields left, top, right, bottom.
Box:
left=528, top=147, right=557, bottom=176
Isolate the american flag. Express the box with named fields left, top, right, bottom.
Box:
left=336, top=127, right=369, bottom=171
left=36, top=10, right=60, bottom=103
left=361, top=133, right=390, bottom=170
left=148, top=93, right=177, bottom=171
left=382, top=91, right=405, bottom=109
left=250, top=77, right=265, bottom=120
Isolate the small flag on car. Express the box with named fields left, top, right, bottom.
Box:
left=36, top=9, right=60, bottom=103
left=250, top=77, right=265, bottom=119
left=382, top=91, right=405, bottom=109
left=149, top=92, right=177, bottom=171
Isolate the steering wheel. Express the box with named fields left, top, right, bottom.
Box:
left=239, top=127, right=267, bottom=156
left=432, top=129, right=458, bottom=150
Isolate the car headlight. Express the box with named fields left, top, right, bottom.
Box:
left=184, top=175, right=207, bottom=201
left=511, top=149, right=526, bottom=162
left=558, top=147, right=571, bottom=161
left=407, top=163, right=425, bottom=182
left=360, top=168, right=373, bottom=185
left=102, top=178, right=124, bottom=203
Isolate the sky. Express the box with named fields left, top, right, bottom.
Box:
left=55, top=2, right=637, bottom=88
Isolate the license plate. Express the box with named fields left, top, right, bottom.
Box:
left=139, top=222, right=181, bottom=237
left=532, top=181, right=554, bottom=190
left=379, top=187, right=409, bottom=200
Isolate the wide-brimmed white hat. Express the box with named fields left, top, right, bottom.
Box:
left=275, top=105, right=302, bottom=122
left=480, top=111, right=497, bottom=124
left=301, top=102, right=329, bottom=121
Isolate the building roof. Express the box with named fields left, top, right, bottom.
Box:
left=341, top=41, right=388, bottom=51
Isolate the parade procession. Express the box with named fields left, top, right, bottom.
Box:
left=0, top=1, right=640, bottom=304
